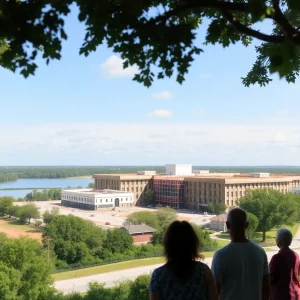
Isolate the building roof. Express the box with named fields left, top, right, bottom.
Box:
left=211, top=214, right=227, bottom=222
left=122, top=224, right=156, bottom=234
left=62, top=189, right=133, bottom=195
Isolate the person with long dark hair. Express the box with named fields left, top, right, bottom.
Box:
left=149, top=221, right=218, bottom=300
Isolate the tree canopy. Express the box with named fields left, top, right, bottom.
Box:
left=239, top=189, right=298, bottom=241
left=0, top=235, right=56, bottom=300
left=1, top=0, right=300, bottom=86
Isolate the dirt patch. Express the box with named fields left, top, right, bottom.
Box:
left=178, top=216, right=191, bottom=221
left=0, top=220, right=42, bottom=241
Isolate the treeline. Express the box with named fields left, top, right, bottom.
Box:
left=25, top=189, right=61, bottom=201
left=57, top=276, right=151, bottom=300
left=0, top=196, right=40, bottom=224
left=0, top=166, right=166, bottom=183
left=42, top=213, right=161, bottom=269
left=0, top=173, right=18, bottom=183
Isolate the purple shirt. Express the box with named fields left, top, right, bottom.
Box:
left=270, top=248, right=300, bottom=300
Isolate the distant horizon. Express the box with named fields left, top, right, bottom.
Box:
left=1, top=165, right=300, bottom=168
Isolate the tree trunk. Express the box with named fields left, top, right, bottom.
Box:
left=262, top=231, right=266, bottom=242
left=28, top=218, right=31, bottom=224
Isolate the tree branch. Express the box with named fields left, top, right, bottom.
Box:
left=272, top=0, right=300, bottom=41
left=154, top=0, right=248, bottom=23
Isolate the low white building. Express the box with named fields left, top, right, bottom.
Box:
left=61, top=189, right=134, bottom=210
left=210, top=214, right=227, bottom=232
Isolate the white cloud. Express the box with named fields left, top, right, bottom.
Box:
left=100, top=55, right=138, bottom=78
left=151, top=91, right=174, bottom=99
left=1, top=121, right=300, bottom=165
left=273, top=132, right=287, bottom=143
left=147, top=110, right=173, bottom=118
left=192, top=109, right=207, bottom=117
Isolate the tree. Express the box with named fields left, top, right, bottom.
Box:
left=125, top=212, right=160, bottom=230
left=240, top=189, right=298, bottom=242
left=0, top=196, right=14, bottom=216
left=208, top=202, right=227, bottom=215
left=127, top=275, right=151, bottom=300
left=43, top=215, right=105, bottom=264
left=43, top=207, right=60, bottom=224
left=16, top=204, right=41, bottom=224
left=87, top=183, right=95, bottom=189
left=190, top=223, right=218, bottom=249
left=0, top=236, right=57, bottom=300
left=246, top=212, right=259, bottom=239
left=7, top=205, right=19, bottom=218
left=156, top=207, right=178, bottom=230
left=143, top=189, right=155, bottom=206
left=1, top=1, right=300, bottom=86
left=103, top=229, right=133, bottom=254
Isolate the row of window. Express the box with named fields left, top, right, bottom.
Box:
left=226, top=182, right=289, bottom=189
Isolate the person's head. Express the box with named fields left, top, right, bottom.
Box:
left=276, top=228, right=293, bottom=249
left=226, top=208, right=248, bottom=234
left=163, top=221, right=202, bottom=264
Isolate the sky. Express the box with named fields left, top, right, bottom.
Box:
left=0, top=7, right=300, bottom=166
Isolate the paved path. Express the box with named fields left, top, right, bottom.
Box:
left=55, top=250, right=300, bottom=294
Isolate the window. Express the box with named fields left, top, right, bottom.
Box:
left=227, top=192, right=229, bottom=197
left=231, top=192, right=233, bottom=197
left=136, top=187, right=138, bottom=192
left=106, top=199, right=108, bottom=203
left=240, top=191, right=242, bottom=196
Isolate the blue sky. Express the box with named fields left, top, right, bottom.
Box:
left=0, top=7, right=299, bottom=166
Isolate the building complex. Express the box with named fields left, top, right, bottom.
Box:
left=93, top=164, right=300, bottom=210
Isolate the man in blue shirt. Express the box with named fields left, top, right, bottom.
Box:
left=211, top=208, right=270, bottom=300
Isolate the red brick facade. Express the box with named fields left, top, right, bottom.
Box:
left=132, top=233, right=153, bottom=244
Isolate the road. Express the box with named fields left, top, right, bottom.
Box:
left=55, top=250, right=300, bottom=294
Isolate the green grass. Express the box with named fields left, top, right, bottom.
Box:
left=0, top=218, right=42, bottom=232
left=216, top=239, right=230, bottom=247
left=216, top=223, right=300, bottom=247
left=52, top=251, right=216, bottom=281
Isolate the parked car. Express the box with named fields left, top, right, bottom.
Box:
left=105, top=222, right=111, bottom=225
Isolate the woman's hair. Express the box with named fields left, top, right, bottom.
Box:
left=163, top=221, right=203, bottom=279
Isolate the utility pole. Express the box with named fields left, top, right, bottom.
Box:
left=46, top=237, right=52, bottom=263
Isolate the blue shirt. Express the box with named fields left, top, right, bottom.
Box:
left=211, top=241, right=269, bottom=300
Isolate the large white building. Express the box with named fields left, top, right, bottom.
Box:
left=61, top=189, right=134, bottom=210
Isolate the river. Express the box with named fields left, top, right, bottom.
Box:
left=0, top=178, right=93, bottom=198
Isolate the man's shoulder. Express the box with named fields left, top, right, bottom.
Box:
left=213, top=241, right=265, bottom=257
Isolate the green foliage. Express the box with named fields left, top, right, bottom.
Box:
left=127, top=275, right=150, bottom=300
left=16, top=203, right=40, bottom=224
left=190, top=223, right=218, bottom=249
left=1, top=1, right=300, bottom=86
left=43, top=215, right=105, bottom=264
left=240, top=189, right=298, bottom=241
left=87, top=183, right=95, bottom=189
left=126, top=207, right=177, bottom=231
left=126, top=212, right=160, bottom=230
left=246, top=212, right=259, bottom=239
left=0, top=196, right=14, bottom=215
left=25, top=189, right=61, bottom=201
left=156, top=207, right=178, bottom=230
left=43, top=207, right=60, bottom=224
left=143, top=189, right=155, bottom=206
left=208, top=202, right=227, bottom=215
left=102, top=229, right=133, bottom=254
left=0, top=236, right=56, bottom=300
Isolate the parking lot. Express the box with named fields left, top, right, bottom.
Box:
left=15, top=201, right=215, bottom=229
